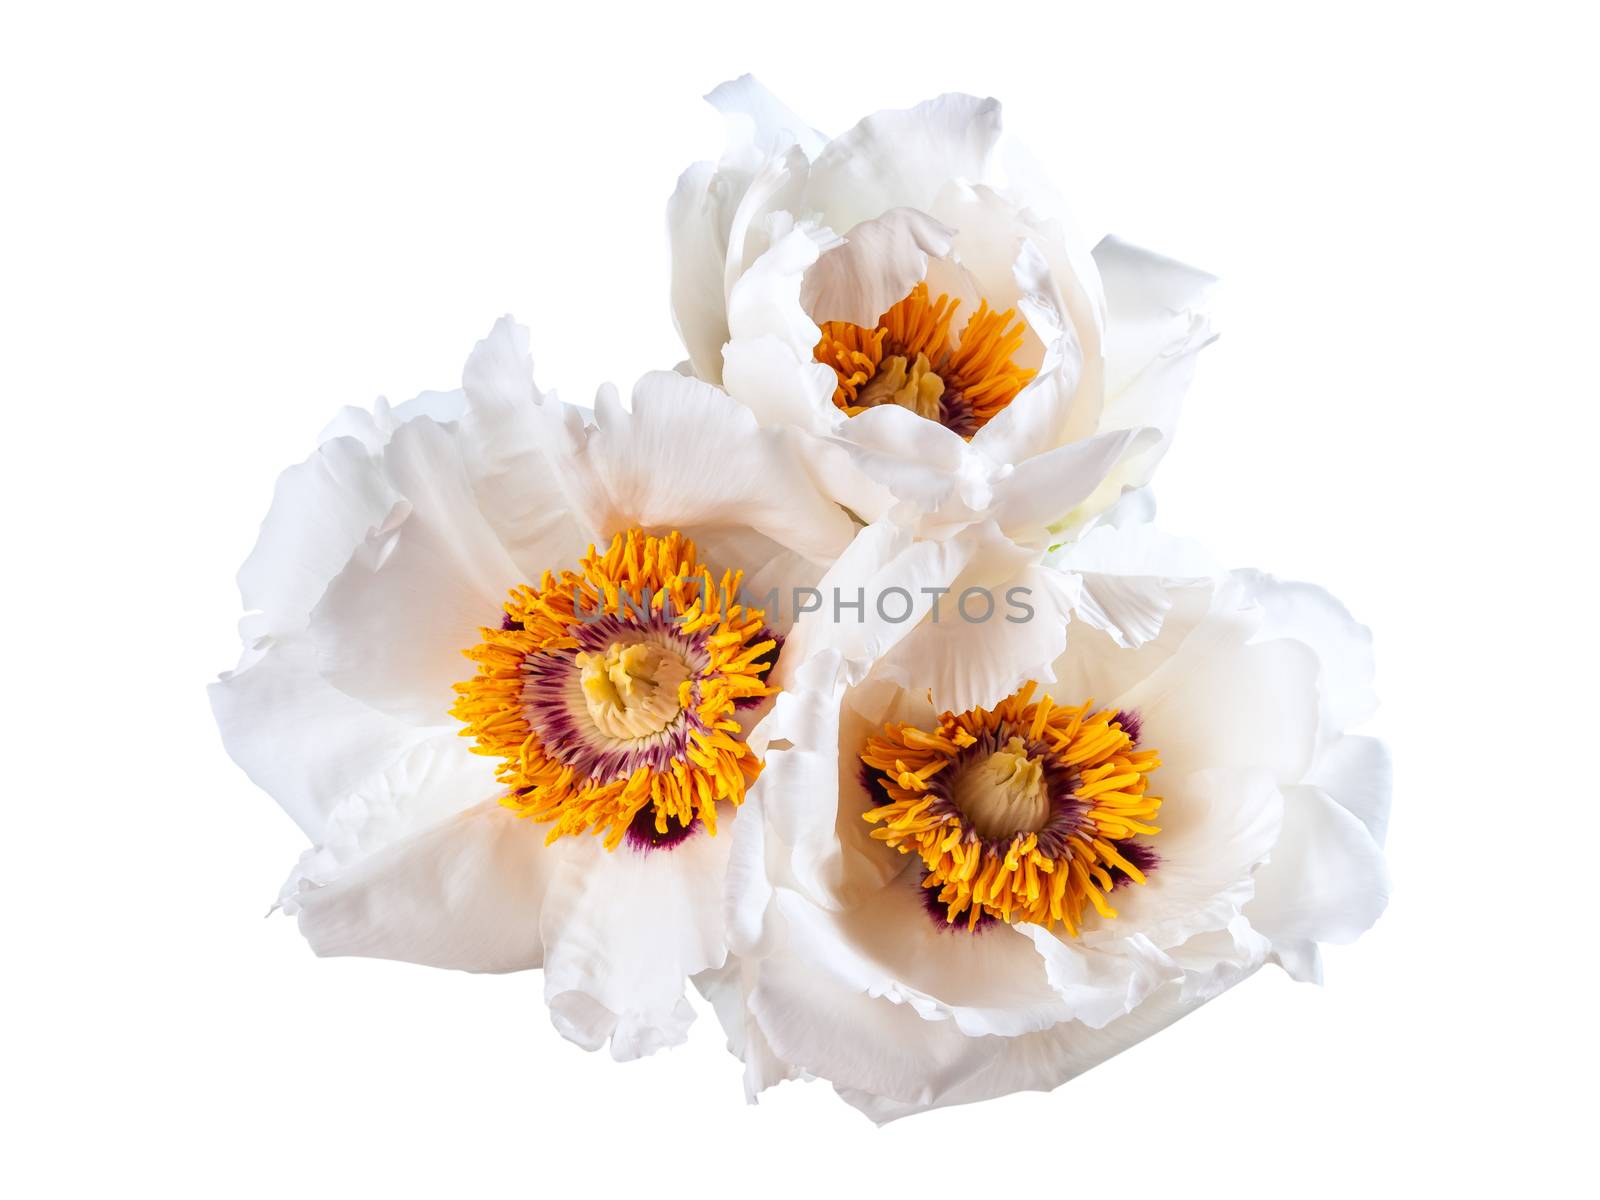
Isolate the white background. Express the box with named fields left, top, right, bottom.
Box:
left=4, top=2, right=1594, bottom=1195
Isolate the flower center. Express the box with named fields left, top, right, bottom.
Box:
left=451, top=529, right=777, bottom=850
left=576, top=641, right=690, bottom=740
left=814, top=282, right=1035, bottom=438
left=855, top=351, right=945, bottom=421
left=949, top=736, right=1050, bottom=838
left=861, top=683, right=1161, bottom=934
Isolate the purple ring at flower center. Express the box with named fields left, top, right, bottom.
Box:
left=520, top=611, right=711, bottom=785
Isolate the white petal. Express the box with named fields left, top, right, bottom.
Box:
left=1091, top=235, right=1218, bottom=488
left=724, top=222, right=833, bottom=388
left=1307, top=734, right=1393, bottom=846
left=1168, top=917, right=1273, bottom=1003
left=706, top=74, right=827, bottom=166
left=767, top=881, right=1079, bottom=1037
left=874, top=530, right=1079, bottom=713
left=316, top=389, right=465, bottom=451
left=1097, top=235, right=1218, bottom=410
left=1248, top=783, right=1391, bottom=947
left=278, top=734, right=498, bottom=911
left=747, top=922, right=1234, bottom=1118
left=693, top=960, right=801, bottom=1098
left=1013, top=926, right=1181, bottom=1029
left=667, top=160, right=734, bottom=385
left=730, top=653, right=911, bottom=952
left=295, top=799, right=555, bottom=973
left=308, top=418, right=524, bottom=724
left=457, top=318, right=586, bottom=576
left=985, top=426, right=1156, bottom=545
left=236, top=436, right=398, bottom=638
left=773, top=521, right=968, bottom=682
left=546, top=371, right=855, bottom=564
left=722, top=148, right=814, bottom=302
left=826, top=404, right=983, bottom=527
left=538, top=825, right=732, bottom=1061
left=804, top=94, right=1004, bottom=234
left=1238, top=569, right=1379, bottom=738
left=833, top=977, right=1243, bottom=1122
left=669, top=77, right=824, bottom=385
left=721, top=335, right=841, bottom=434
left=801, top=208, right=954, bottom=328
left=210, top=633, right=427, bottom=842
left=1079, top=766, right=1284, bottom=954
left=1050, top=521, right=1221, bottom=648
left=1083, top=584, right=1321, bottom=786
left=968, top=235, right=1090, bottom=467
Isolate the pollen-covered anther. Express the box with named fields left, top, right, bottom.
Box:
left=814, top=282, right=1035, bottom=438
left=861, top=683, right=1161, bottom=934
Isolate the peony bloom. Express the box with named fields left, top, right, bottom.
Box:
left=667, top=78, right=1217, bottom=713
left=709, top=544, right=1391, bottom=1119
left=668, top=76, right=1216, bottom=537
left=210, top=317, right=854, bottom=1058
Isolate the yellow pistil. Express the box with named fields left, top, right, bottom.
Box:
left=576, top=641, right=690, bottom=740
left=813, top=282, right=1036, bottom=436
left=951, top=736, right=1050, bottom=838
left=861, top=682, right=1161, bottom=934
left=451, top=529, right=776, bottom=850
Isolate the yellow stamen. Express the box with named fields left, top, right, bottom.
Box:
left=861, top=687, right=1161, bottom=934
left=451, top=529, right=774, bottom=850
left=813, top=282, right=1035, bottom=436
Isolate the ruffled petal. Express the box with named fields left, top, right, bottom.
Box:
left=209, top=633, right=428, bottom=842
left=801, top=207, right=954, bottom=328
left=1049, top=522, right=1220, bottom=648
left=765, top=880, right=1079, bottom=1037
left=669, top=77, right=824, bottom=387
left=1077, top=766, right=1284, bottom=955
left=874, top=530, right=1080, bottom=713
left=985, top=426, right=1156, bottom=545
left=538, top=825, right=733, bottom=1060
left=804, top=94, right=1003, bottom=235
left=1248, top=783, right=1391, bottom=948
left=457, top=317, right=586, bottom=576
left=1238, top=569, right=1379, bottom=740
left=235, top=435, right=399, bottom=638
left=724, top=217, right=828, bottom=361
left=308, top=418, right=525, bottom=724
left=316, top=389, right=465, bottom=452
left=832, top=977, right=1243, bottom=1122
left=1306, top=734, right=1393, bottom=846
left=539, top=371, right=854, bottom=564
left=968, top=237, right=1091, bottom=468
left=278, top=734, right=499, bottom=911
left=693, top=960, right=802, bottom=1098
left=1089, top=235, right=1218, bottom=490
left=295, top=799, right=555, bottom=973
left=743, top=923, right=1238, bottom=1119
left=706, top=74, right=826, bottom=168
left=1078, top=581, right=1321, bottom=786
left=1013, top=926, right=1182, bottom=1029
left=773, top=522, right=970, bottom=683
left=826, top=404, right=980, bottom=524
left=667, top=160, right=735, bottom=385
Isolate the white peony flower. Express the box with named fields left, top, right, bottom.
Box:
left=669, top=75, right=1215, bottom=536
left=210, top=316, right=855, bottom=1059
left=667, top=78, right=1218, bottom=712
left=709, top=541, right=1391, bottom=1119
